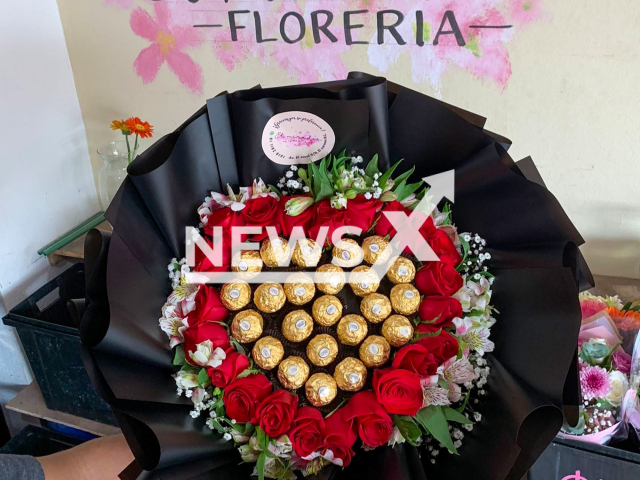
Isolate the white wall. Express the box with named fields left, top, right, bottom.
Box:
left=0, top=0, right=100, bottom=404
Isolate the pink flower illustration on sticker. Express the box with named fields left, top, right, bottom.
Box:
left=130, top=3, right=204, bottom=94
left=275, top=131, right=320, bottom=148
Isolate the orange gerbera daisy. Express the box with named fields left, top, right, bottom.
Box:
left=110, top=119, right=129, bottom=133
left=125, top=117, right=154, bottom=139
left=606, top=306, right=640, bottom=331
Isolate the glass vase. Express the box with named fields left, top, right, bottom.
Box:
left=97, top=141, right=136, bottom=208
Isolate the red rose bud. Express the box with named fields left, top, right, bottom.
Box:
left=183, top=322, right=230, bottom=366
left=345, top=195, right=382, bottom=232
left=415, top=326, right=460, bottom=364
left=372, top=368, right=423, bottom=416
left=242, top=195, right=281, bottom=241
left=207, top=350, right=250, bottom=388
left=419, top=296, right=463, bottom=327
left=255, top=389, right=298, bottom=438
left=429, top=229, right=462, bottom=266
left=341, top=392, right=393, bottom=448
left=223, top=374, right=272, bottom=423
left=194, top=235, right=231, bottom=273
left=187, top=286, right=229, bottom=325
left=392, top=344, right=438, bottom=378
left=289, top=407, right=325, bottom=459
left=203, top=206, right=246, bottom=237
left=415, top=262, right=463, bottom=296
left=308, top=199, right=347, bottom=244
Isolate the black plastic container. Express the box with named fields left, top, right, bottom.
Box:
left=2, top=263, right=117, bottom=426
left=0, top=425, right=83, bottom=456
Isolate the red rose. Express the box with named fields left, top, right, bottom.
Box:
left=255, top=389, right=298, bottom=437
left=183, top=322, right=230, bottom=366
left=194, top=236, right=231, bottom=273
left=374, top=201, right=409, bottom=238
left=415, top=261, right=463, bottom=296
left=308, top=199, right=347, bottom=245
left=223, top=374, right=272, bottom=423
left=187, top=286, right=228, bottom=326
left=289, top=407, right=325, bottom=459
left=419, top=296, right=463, bottom=327
left=429, top=229, right=462, bottom=266
left=341, top=392, right=392, bottom=448
left=372, top=368, right=424, bottom=416
left=321, top=408, right=357, bottom=467
left=242, top=196, right=281, bottom=241
left=346, top=195, right=382, bottom=232
left=279, top=196, right=316, bottom=237
left=203, top=207, right=245, bottom=238
left=415, top=326, right=460, bottom=364
left=392, top=344, right=438, bottom=378
left=207, top=350, right=249, bottom=388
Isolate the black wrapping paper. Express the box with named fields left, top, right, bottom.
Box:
left=79, top=74, right=593, bottom=480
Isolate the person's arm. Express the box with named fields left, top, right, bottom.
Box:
left=37, top=434, right=134, bottom=480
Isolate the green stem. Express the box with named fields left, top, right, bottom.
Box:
left=125, top=135, right=132, bottom=164
left=133, top=134, right=139, bottom=163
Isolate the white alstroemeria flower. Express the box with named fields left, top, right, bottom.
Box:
left=175, top=370, right=199, bottom=390
left=447, top=383, right=463, bottom=403
left=159, top=315, right=189, bottom=348
left=453, top=317, right=472, bottom=336
left=268, top=435, right=292, bottom=459
left=191, top=387, right=209, bottom=406
left=322, top=449, right=345, bottom=467
left=250, top=178, right=279, bottom=199
left=400, top=194, right=418, bottom=207
left=239, top=439, right=260, bottom=463
left=422, top=386, right=451, bottom=407
left=255, top=457, right=296, bottom=480
left=189, top=340, right=227, bottom=367
left=454, top=288, right=472, bottom=312
left=167, top=283, right=199, bottom=305
left=462, top=326, right=494, bottom=356
left=388, top=426, right=407, bottom=447
left=230, top=430, right=251, bottom=445
left=439, top=356, right=476, bottom=386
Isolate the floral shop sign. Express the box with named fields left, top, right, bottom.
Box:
left=106, top=0, right=545, bottom=94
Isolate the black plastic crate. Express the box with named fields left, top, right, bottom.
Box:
left=2, top=263, right=117, bottom=426
left=0, top=425, right=83, bottom=456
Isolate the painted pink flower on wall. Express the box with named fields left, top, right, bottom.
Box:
left=130, top=3, right=204, bottom=94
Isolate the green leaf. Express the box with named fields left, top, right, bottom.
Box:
left=297, top=168, right=311, bottom=187
left=197, top=368, right=209, bottom=388
left=309, top=162, right=334, bottom=201
left=414, top=406, right=458, bottom=454
left=256, top=452, right=266, bottom=480
left=180, top=364, right=198, bottom=373
left=600, top=342, right=622, bottom=371
left=437, top=378, right=451, bottom=390
left=395, top=181, right=423, bottom=202
left=209, top=419, right=225, bottom=434
left=623, top=301, right=633, bottom=311
left=230, top=338, right=247, bottom=356
left=377, top=159, right=403, bottom=191
left=236, top=368, right=252, bottom=379
left=256, top=426, right=270, bottom=451
left=443, top=406, right=473, bottom=425
left=393, top=165, right=415, bottom=186
left=392, top=415, right=421, bottom=446
left=364, top=154, right=380, bottom=178
left=456, top=391, right=471, bottom=413
left=268, top=184, right=282, bottom=196
left=173, top=345, right=186, bottom=366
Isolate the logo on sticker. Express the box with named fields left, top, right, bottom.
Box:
left=262, top=111, right=335, bottom=165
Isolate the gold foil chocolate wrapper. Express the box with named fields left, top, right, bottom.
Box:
left=284, top=272, right=315, bottom=305
left=306, top=334, right=338, bottom=367
left=278, top=356, right=310, bottom=390
left=292, top=239, right=322, bottom=267
left=315, top=264, right=346, bottom=295
left=220, top=281, right=252, bottom=310
left=360, top=293, right=392, bottom=323
left=260, top=237, right=290, bottom=267
left=312, top=295, right=343, bottom=326
left=382, top=315, right=414, bottom=347
left=231, top=250, right=262, bottom=279
left=305, top=373, right=338, bottom=407
left=349, top=266, right=380, bottom=297
left=231, top=309, right=264, bottom=343
left=362, top=236, right=391, bottom=265
left=387, top=257, right=416, bottom=284
left=252, top=336, right=284, bottom=370
left=282, top=310, right=313, bottom=342
left=254, top=283, right=286, bottom=313
left=359, top=335, right=391, bottom=368
left=333, top=357, right=367, bottom=392
left=332, top=238, right=363, bottom=267
left=336, top=315, right=368, bottom=346
left=390, top=284, right=420, bottom=315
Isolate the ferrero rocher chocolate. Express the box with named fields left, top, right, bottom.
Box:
left=292, top=239, right=322, bottom=267
left=282, top=310, right=313, bottom=342
left=333, top=357, right=367, bottom=392
left=315, top=264, right=346, bottom=295
left=305, top=373, right=338, bottom=407
left=359, top=335, right=391, bottom=368
left=283, top=272, right=315, bottom=305
left=252, top=336, right=284, bottom=370
left=220, top=281, right=252, bottom=310
left=382, top=314, right=414, bottom=347
left=231, top=310, right=263, bottom=343
left=260, top=237, right=290, bottom=267
left=332, top=238, right=363, bottom=267
left=336, top=315, right=368, bottom=346
left=390, top=284, right=421, bottom=315
left=387, top=257, right=416, bottom=284
left=312, top=295, right=343, bottom=326
left=278, top=356, right=310, bottom=390
left=306, top=334, right=339, bottom=367
left=362, top=236, right=391, bottom=265
left=349, top=266, right=380, bottom=297
left=360, top=293, right=392, bottom=323
left=231, top=250, right=262, bottom=279
left=254, top=283, right=286, bottom=313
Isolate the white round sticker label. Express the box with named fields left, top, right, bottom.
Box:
left=269, top=286, right=280, bottom=296
left=229, top=289, right=240, bottom=299
left=262, top=111, right=335, bottom=165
